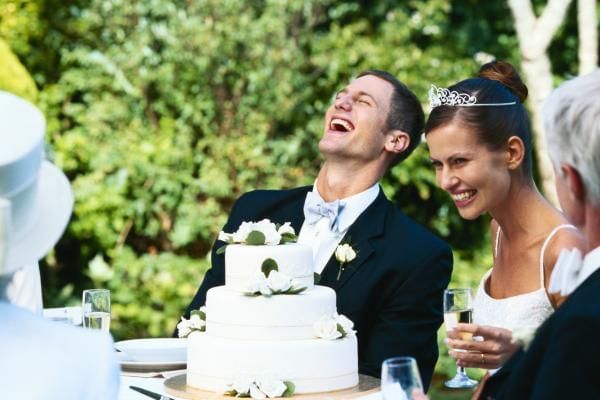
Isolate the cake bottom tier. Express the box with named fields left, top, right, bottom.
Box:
left=187, top=333, right=358, bottom=394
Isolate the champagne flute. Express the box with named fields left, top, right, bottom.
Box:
left=82, top=289, right=111, bottom=331
left=443, top=288, right=477, bottom=389
left=381, top=356, right=424, bottom=400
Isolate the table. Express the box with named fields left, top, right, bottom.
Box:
left=119, top=372, right=382, bottom=400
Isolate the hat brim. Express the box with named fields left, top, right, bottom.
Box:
left=6, top=161, right=73, bottom=268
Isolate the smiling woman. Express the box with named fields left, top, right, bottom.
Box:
left=424, top=61, right=586, bottom=395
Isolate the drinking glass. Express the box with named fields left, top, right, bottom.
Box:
left=443, top=288, right=477, bottom=389
left=381, top=356, right=424, bottom=400
left=82, top=289, right=111, bottom=331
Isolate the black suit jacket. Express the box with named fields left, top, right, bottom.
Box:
left=482, top=268, right=600, bottom=399
left=182, top=186, right=453, bottom=389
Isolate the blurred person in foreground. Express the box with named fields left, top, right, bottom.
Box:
left=0, top=91, right=120, bottom=399
left=425, top=61, right=585, bottom=379
left=181, top=70, right=453, bottom=388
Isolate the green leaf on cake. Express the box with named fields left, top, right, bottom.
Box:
left=283, top=381, right=295, bottom=397
left=216, top=245, right=227, bottom=255
left=261, top=258, right=279, bottom=277
left=246, top=230, right=266, bottom=245
left=313, top=272, right=321, bottom=284
left=280, top=232, right=297, bottom=243
left=337, top=323, right=346, bottom=337
left=286, top=286, right=307, bottom=295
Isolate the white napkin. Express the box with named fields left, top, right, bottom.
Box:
left=549, top=247, right=600, bottom=296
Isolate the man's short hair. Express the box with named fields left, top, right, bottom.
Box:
left=357, top=70, right=425, bottom=167
left=543, top=70, right=600, bottom=205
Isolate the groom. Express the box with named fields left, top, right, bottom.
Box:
left=181, top=70, right=452, bottom=387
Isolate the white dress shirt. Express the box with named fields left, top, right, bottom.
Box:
left=298, top=182, right=380, bottom=273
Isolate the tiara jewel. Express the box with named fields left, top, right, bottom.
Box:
left=428, top=85, right=517, bottom=109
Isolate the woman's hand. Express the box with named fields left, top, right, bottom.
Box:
left=445, top=323, right=520, bottom=369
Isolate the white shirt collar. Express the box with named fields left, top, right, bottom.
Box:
left=549, top=245, right=600, bottom=296
left=311, top=181, right=380, bottom=233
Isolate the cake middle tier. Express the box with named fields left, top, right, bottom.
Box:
left=206, top=286, right=337, bottom=340
left=225, top=243, right=314, bottom=291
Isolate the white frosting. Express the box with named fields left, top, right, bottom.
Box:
left=206, top=286, right=337, bottom=340
left=187, top=332, right=358, bottom=394
left=225, top=243, right=314, bottom=291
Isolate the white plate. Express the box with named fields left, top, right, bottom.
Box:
left=115, top=338, right=187, bottom=371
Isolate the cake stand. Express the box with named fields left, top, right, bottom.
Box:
left=164, top=373, right=380, bottom=399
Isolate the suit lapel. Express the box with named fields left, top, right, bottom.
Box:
left=321, top=189, right=388, bottom=290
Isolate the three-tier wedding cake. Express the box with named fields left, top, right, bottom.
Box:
left=179, top=220, right=359, bottom=397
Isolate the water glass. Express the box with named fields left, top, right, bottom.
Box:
left=82, top=289, right=111, bottom=331
left=381, top=356, right=424, bottom=400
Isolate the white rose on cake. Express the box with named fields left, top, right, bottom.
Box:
left=176, top=317, right=192, bottom=338
left=277, top=222, right=295, bottom=236
left=254, top=219, right=281, bottom=245
left=314, top=314, right=343, bottom=340
left=266, top=270, right=292, bottom=292
left=336, top=313, right=356, bottom=337
left=232, top=221, right=254, bottom=243
left=257, top=377, right=288, bottom=398
left=245, top=273, right=272, bottom=296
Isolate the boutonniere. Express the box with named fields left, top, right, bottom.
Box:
left=335, top=242, right=357, bottom=280
left=511, top=326, right=538, bottom=351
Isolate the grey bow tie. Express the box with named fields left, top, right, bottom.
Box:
left=303, top=191, right=345, bottom=231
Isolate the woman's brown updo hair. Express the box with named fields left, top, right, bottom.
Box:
left=425, top=61, right=533, bottom=176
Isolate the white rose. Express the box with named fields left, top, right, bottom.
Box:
left=277, top=222, right=295, bottom=236
left=233, top=221, right=254, bottom=242
left=335, top=314, right=355, bottom=336
left=255, top=219, right=281, bottom=245
left=231, top=375, right=253, bottom=395
left=314, top=314, right=342, bottom=340
left=335, top=244, right=357, bottom=263
left=257, top=378, right=287, bottom=398
left=189, top=313, right=206, bottom=330
left=249, top=383, right=266, bottom=399
left=245, top=274, right=272, bottom=296
left=218, top=231, right=233, bottom=242
left=267, top=270, right=292, bottom=293
left=176, top=317, right=191, bottom=338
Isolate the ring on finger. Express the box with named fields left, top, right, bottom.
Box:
left=480, top=352, right=485, bottom=364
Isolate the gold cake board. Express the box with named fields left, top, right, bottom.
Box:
left=165, top=373, right=380, bottom=399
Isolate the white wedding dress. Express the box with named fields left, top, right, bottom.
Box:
left=473, top=224, right=577, bottom=333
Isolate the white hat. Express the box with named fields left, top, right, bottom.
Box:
left=0, top=91, right=73, bottom=275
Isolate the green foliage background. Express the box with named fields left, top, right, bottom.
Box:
left=0, top=0, right=584, bottom=396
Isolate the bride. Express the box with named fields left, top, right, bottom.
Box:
left=424, top=61, right=585, bottom=375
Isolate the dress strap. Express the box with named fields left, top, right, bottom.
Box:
left=494, top=226, right=502, bottom=258
left=539, top=224, right=578, bottom=288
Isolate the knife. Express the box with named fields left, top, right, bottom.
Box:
left=129, top=385, right=174, bottom=400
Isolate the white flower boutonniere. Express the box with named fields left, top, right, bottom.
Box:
left=335, top=242, right=357, bottom=280
left=177, top=306, right=207, bottom=338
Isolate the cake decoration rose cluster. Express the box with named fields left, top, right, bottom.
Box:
left=176, top=306, right=206, bottom=338
left=217, top=219, right=297, bottom=253
left=313, top=313, right=356, bottom=340
left=224, top=373, right=295, bottom=399
left=243, top=258, right=307, bottom=297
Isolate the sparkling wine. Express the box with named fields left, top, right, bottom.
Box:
left=444, top=309, right=473, bottom=340
left=83, top=311, right=110, bottom=331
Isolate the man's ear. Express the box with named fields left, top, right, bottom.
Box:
left=385, top=130, right=410, bottom=154
left=506, top=136, right=525, bottom=170
left=562, top=163, right=586, bottom=203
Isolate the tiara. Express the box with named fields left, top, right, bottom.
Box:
left=428, top=85, right=517, bottom=109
